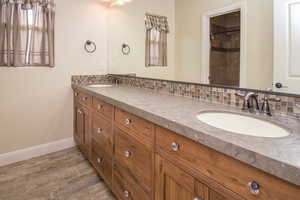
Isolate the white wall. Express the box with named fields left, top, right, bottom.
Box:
left=108, top=0, right=176, bottom=80
left=0, top=0, right=108, bottom=154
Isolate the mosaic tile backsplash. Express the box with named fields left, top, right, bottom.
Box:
left=72, top=75, right=300, bottom=119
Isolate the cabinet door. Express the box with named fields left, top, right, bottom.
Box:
left=74, top=103, right=90, bottom=159
left=155, top=155, right=199, bottom=200
left=74, top=103, right=83, bottom=145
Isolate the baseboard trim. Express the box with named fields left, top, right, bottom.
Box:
left=0, top=138, right=76, bottom=167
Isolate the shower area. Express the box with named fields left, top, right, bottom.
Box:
left=209, top=11, right=241, bottom=87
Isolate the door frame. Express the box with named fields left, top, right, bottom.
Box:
left=201, top=2, right=247, bottom=87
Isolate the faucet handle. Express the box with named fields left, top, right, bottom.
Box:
left=260, top=97, right=280, bottom=116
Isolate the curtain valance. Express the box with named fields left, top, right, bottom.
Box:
left=0, top=0, right=55, bottom=11
left=145, top=13, right=169, bottom=33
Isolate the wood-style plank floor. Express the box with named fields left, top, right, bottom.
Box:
left=0, top=147, right=115, bottom=200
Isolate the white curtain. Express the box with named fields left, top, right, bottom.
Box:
left=0, top=0, right=55, bottom=67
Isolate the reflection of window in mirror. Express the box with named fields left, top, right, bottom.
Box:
left=145, top=14, right=169, bottom=67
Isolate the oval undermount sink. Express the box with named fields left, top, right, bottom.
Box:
left=87, top=84, right=112, bottom=88
left=196, top=112, right=290, bottom=138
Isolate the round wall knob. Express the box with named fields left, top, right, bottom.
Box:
left=171, top=142, right=180, bottom=151
left=194, top=198, right=204, bottom=200
left=275, top=82, right=288, bottom=89
left=125, top=119, right=132, bottom=125
left=123, top=190, right=129, bottom=198
left=97, top=128, right=103, bottom=133
left=248, top=181, right=260, bottom=195
left=124, top=151, right=131, bottom=158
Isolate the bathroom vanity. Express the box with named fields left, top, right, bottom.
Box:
left=72, top=84, right=300, bottom=200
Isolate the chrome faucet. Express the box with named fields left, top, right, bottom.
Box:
left=236, top=92, right=260, bottom=113
left=236, top=92, right=281, bottom=116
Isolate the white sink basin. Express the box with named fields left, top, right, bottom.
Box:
left=196, top=112, right=290, bottom=138
left=87, top=84, right=112, bottom=88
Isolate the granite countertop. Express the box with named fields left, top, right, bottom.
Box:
left=73, top=84, right=300, bottom=186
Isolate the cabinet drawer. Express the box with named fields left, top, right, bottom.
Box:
left=156, top=126, right=300, bottom=200
left=91, top=139, right=112, bottom=187
left=113, top=161, right=151, bottom=200
left=114, top=108, right=154, bottom=147
left=92, top=97, right=113, bottom=119
left=114, top=127, right=153, bottom=193
left=92, top=114, right=113, bottom=156
left=76, top=91, right=92, bottom=107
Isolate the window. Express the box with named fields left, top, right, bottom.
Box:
left=0, top=0, right=55, bottom=67
left=145, top=14, right=169, bottom=67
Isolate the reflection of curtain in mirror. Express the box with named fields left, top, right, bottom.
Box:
left=145, top=13, right=169, bottom=67
left=0, top=0, right=55, bottom=67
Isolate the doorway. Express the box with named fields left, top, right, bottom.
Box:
left=201, top=2, right=247, bottom=87
left=209, top=11, right=241, bottom=87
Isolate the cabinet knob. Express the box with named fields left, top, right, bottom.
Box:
left=123, top=190, right=130, bottom=198
left=77, top=109, right=82, bottom=114
left=125, top=118, right=132, bottom=125
left=97, top=157, right=103, bottom=164
left=74, top=92, right=79, bottom=96
left=97, top=128, right=103, bottom=133
left=171, top=142, right=180, bottom=151
left=124, top=151, right=131, bottom=158
left=248, top=181, right=260, bottom=195
left=97, top=104, right=103, bottom=110
left=82, top=97, right=88, bottom=101
left=194, top=198, right=204, bottom=200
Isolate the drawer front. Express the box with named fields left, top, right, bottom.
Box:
left=114, top=108, right=154, bottom=147
left=92, top=97, right=113, bottom=119
left=77, top=91, right=92, bottom=107
left=113, top=161, right=151, bottom=200
left=91, top=139, right=112, bottom=186
left=92, top=114, right=113, bottom=156
left=156, top=126, right=300, bottom=200
left=114, top=127, right=153, bottom=193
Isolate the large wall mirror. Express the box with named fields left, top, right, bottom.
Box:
left=107, top=0, right=300, bottom=95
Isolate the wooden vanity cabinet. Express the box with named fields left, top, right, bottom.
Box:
left=73, top=90, right=300, bottom=200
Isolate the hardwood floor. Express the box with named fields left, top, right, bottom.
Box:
left=0, top=147, right=115, bottom=200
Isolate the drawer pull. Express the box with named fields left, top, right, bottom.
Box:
left=124, top=151, right=131, bottom=158
left=96, top=157, right=103, bottom=164
left=171, top=142, right=180, bottom=151
left=97, top=104, right=103, bottom=110
left=248, top=181, right=260, bottom=195
left=123, top=190, right=130, bottom=198
left=125, top=118, right=132, bottom=125
left=97, top=128, right=103, bottom=133
left=194, top=198, right=204, bottom=200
